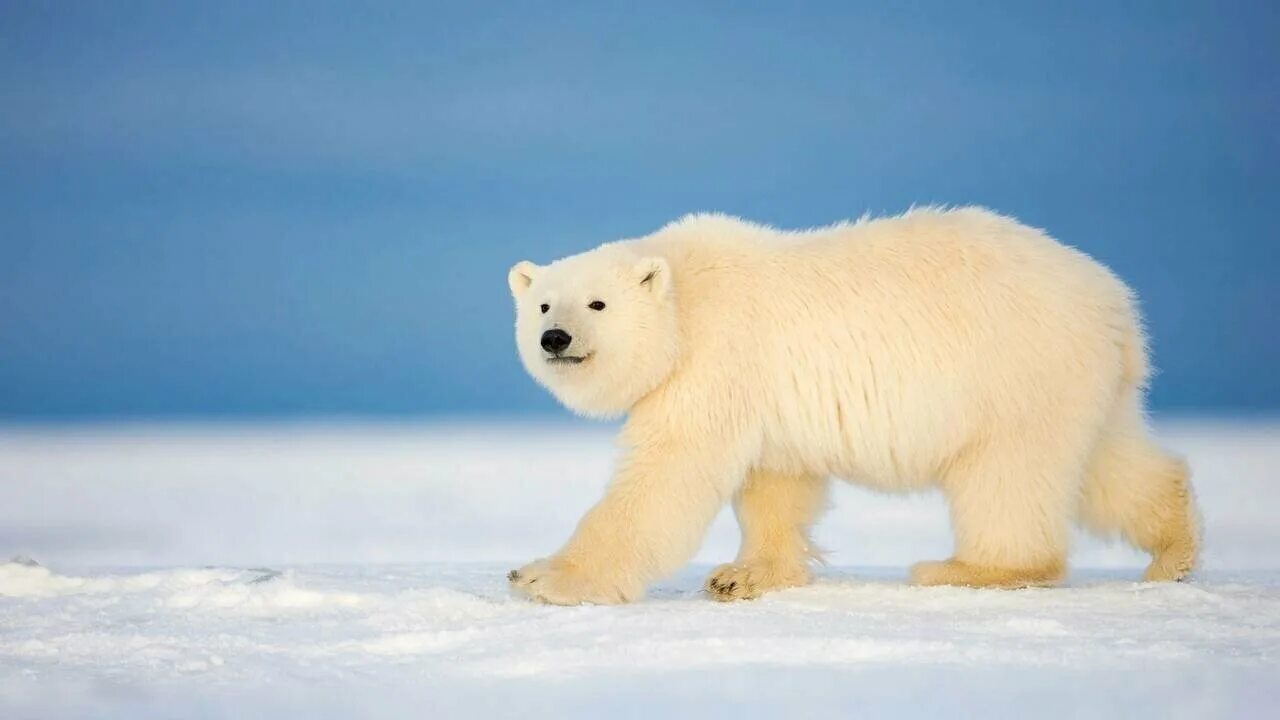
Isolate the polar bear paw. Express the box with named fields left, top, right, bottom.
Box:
left=909, top=558, right=1063, bottom=589
left=705, top=560, right=811, bottom=601
left=508, top=556, right=640, bottom=605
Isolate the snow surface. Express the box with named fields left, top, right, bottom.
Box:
left=2, top=419, right=1278, bottom=718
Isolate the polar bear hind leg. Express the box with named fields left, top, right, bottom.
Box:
left=912, top=426, right=1091, bottom=589
left=1077, top=393, right=1199, bottom=582
left=706, top=469, right=828, bottom=601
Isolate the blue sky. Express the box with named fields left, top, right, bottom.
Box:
left=1, top=1, right=1277, bottom=418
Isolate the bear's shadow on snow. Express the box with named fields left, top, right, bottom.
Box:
left=492, top=565, right=1187, bottom=607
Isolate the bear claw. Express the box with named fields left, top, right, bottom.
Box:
left=705, top=561, right=810, bottom=601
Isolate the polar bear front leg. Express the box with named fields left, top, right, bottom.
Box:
left=706, top=470, right=827, bottom=601
left=509, top=437, right=739, bottom=605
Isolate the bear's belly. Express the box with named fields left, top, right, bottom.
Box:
left=756, top=436, right=940, bottom=493
left=833, top=467, right=939, bottom=493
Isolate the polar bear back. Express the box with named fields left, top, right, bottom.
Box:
left=629, top=207, right=1144, bottom=490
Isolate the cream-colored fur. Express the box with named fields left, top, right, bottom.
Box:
left=506, top=207, right=1199, bottom=605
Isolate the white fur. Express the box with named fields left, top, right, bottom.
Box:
left=507, top=207, right=1199, bottom=604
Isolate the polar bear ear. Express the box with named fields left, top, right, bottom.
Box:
left=634, top=257, right=670, bottom=295
left=634, top=257, right=671, bottom=296
left=508, top=261, right=539, bottom=298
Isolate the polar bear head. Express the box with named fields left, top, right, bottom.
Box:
left=508, top=243, right=679, bottom=418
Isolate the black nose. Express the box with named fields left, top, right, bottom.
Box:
left=541, top=329, right=572, bottom=353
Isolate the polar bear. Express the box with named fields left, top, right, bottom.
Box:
left=506, top=207, right=1199, bottom=605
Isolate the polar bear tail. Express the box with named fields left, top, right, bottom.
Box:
left=1119, top=305, right=1152, bottom=390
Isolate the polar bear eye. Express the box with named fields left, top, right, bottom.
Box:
left=588, top=300, right=606, bottom=311
left=539, top=304, right=550, bottom=314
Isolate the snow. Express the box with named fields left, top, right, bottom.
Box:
left=2, top=419, right=1279, bottom=718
